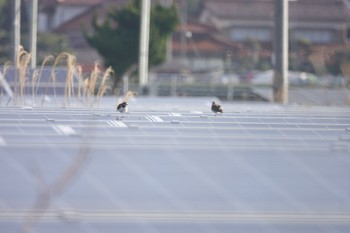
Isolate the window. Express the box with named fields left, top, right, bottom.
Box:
left=230, top=28, right=271, bottom=42
left=293, top=29, right=334, bottom=43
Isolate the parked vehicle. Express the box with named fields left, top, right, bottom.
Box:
left=251, top=70, right=319, bottom=86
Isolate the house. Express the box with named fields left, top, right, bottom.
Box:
left=37, top=0, right=177, bottom=73
left=149, top=19, right=250, bottom=91
left=38, top=0, right=104, bottom=33
left=171, top=21, right=241, bottom=71
left=38, top=0, right=128, bottom=72
left=198, top=0, right=350, bottom=75
left=199, top=0, right=350, bottom=45
left=37, top=0, right=350, bottom=82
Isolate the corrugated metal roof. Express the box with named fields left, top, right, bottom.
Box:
left=0, top=97, right=350, bottom=232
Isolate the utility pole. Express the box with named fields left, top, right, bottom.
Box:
left=139, top=0, right=151, bottom=91
left=30, top=0, right=38, bottom=69
left=180, top=0, right=187, bottom=60
left=273, top=0, right=289, bottom=103
left=13, top=0, right=21, bottom=66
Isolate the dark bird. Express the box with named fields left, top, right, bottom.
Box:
left=211, top=101, right=223, bottom=116
left=116, top=101, right=128, bottom=119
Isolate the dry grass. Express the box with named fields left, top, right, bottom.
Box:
left=84, top=61, right=101, bottom=106
left=16, top=46, right=31, bottom=105
left=82, top=62, right=114, bottom=107
left=52, top=52, right=77, bottom=107
left=123, top=90, right=137, bottom=103
left=89, top=62, right=100, bottom=93
left=76, top=65, right=83, bottom=99
left=1, top=47, right=116, bottom=107
left=96, top=66, right=113, bottom=105
left=33, top=55, right=54, bottom=104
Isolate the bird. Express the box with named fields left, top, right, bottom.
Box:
left=116, top=101, right=128, bottom=119
left=211, top=101, right=223, bottom=116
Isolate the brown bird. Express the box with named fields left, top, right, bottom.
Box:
left=211, top=101, right=223, bottom=116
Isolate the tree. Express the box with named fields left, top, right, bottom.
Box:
left=289, top=39, right=315, bottom=73
left=328, top=49, right=350, bottom=88
left=84, top=0, right=179, bottom=89
left=328, top=49, right=350, bottom=75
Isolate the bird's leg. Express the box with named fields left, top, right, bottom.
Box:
left=116, top=113, right=123, bottom=121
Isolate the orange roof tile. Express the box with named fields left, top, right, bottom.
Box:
left=202, top=0, right=350, bottom=21
left=312, top=43, right=350, bottom=63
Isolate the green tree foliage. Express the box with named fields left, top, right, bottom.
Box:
left=289, top=39, right=315, bottom=73
left=327, top=49, right=350, bottom=89
left=84, top=0, right=179, bottom=86
left=327, top=49, right=350, bottom=76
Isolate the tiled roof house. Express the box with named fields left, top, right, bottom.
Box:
left=199, top=0, right=350, bottom=44
left=199, top=0, right=350, bottom=67
left=38, top=0, right=350, bottom=77
left=151, top=20, right=243, bottom=85
left=170, top=21, right=242, bottom=69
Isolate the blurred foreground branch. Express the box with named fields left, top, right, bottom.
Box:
left=20, top=140, right=91, bottom=233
